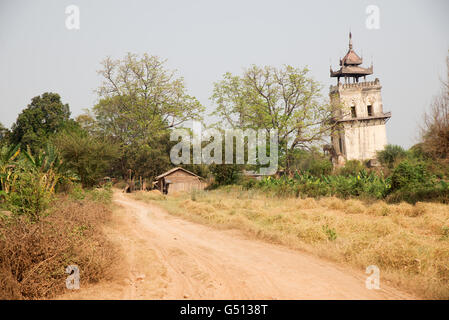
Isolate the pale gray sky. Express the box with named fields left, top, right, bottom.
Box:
left=1, top=0, right=448, bottom=148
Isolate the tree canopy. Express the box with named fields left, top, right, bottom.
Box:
left=81, top=53, right=206, bottom=179
left=211, top=65, right=334, bottom=169
left=94, top=53, right=204, bottom=143
left=10, top=92, right=73, bottom=151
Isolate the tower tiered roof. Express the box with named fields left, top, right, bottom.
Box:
left=330, top=33, right=373, bottom=82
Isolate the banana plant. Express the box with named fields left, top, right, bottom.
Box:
left=0, top=144, right=20, bottom=194
left=22, top=144, right=79, bottom=193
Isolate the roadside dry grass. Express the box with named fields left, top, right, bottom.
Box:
left=0, top=191, right=118, bottom=299
left=133, top=187, right=449, bottom=299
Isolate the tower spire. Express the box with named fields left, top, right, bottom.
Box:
left=349, top=31, right=353, bottom=50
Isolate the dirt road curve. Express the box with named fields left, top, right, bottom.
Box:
left=61, top=191, right=414, bottom=300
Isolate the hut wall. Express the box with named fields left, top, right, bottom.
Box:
left=164, top=170, right=207, bottom=194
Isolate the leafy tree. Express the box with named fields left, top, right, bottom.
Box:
left=75, top=111, right=98, bottom=136
left=208, top=135, right=244, bottom=186
left=377, top=144, right=407, bottom=168
left=52, top=128, right=121, bottom=187
left=95, top=53, right=204, bottom=141
left=211, top=65, right=334, bottom=171
left=121, top=133, right=173, bottom=181
left=10, top=93, right=73, bottom=151
left=88, top=53, right=205, bottom=179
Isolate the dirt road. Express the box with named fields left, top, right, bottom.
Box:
left=61, top=191, right=414, bottom=299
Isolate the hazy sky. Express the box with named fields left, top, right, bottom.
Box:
left=1, top=0, right=448, bottom=148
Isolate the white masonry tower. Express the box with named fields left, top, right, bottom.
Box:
left=328, top=32, right=391, bottom=166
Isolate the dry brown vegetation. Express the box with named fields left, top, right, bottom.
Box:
left=421, top=53, right=449, bottom=160
left=0, top=195, right=117, bottom=299
left=133, top=188, right=449, bottom=299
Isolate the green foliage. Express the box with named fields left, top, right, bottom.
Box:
left=384, top=160, right=449, bottom=203
left=121, top=133, right=173, bottom=180
left=95, top=53, right=204, bottom=140
left=10, top=93, right=74, bottom=151
left=52, top=128, right=120, bottom=187
left=248, top=155, right=448, bottom=204
left=211, top=65, right=334, bottom=170
left=210, top=164, right=242, bottom=186
left=0, top=144, right=21, bottom=193
left=255, top=169, right=390, bottom=200
left=377, top=144, right=407, bottom=168
left=309, top=158, right=333, bottom=176
left=385, top=183, right=449, bottom=204
left=5, top=170, right=53, bottom=222
left=88, top=53, right=205, bottom=180
left=337, top=160, right=365, bottom=177
left=69, top=183, right=113, bottom=204
left=289, top=149, right=332, bottom=176
left=1, top=143, right=81, bottom=221
left=390, top=160, right=431, bottom=191
left=322, top=224, right=337, bottom=241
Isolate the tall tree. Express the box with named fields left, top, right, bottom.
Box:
left=95, top=53, right=204, bottom=141
left=421, top=52, right=449, bottom=160
left=90, top=53, right=204, bottom=179
left=10, top=93, right=73, bottom=151
left=211, top=65, right=334, bottom=170
left=52, top=127, right=121, bottom=187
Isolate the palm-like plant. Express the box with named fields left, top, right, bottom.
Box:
left=0, top=144, right=20, bottom=194
left=22, top=144, right=79, bottom=193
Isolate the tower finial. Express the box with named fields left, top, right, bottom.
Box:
left=349, top=31, right=353, bottom=50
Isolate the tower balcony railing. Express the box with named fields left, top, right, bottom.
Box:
left=330, top=78, right=381, bottom=92
left=331, top=111, right=391, bottom=123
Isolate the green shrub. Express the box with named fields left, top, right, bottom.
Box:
left=386, top=183, right=449, bottom=204
left=322, top=224, right=337, bottom=241
left=52, top=129, right=120, bottom=187
left=377, top=144, right=407, bottom=168
left=6, top=171, right=53, bottom=222
left=338, top=160, right=365, bottom=176
left=210, top=164, right=242, bottom=186
left=69, top=184, right=113, bottom=204
left=309, top=158, right=333, bottom=176
left=241, top=177, right=257, bottom=189
left=390, top=160, right=431, bottom=191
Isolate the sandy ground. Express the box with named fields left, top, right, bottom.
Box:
left=59, top=191, right=415, bottom=300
